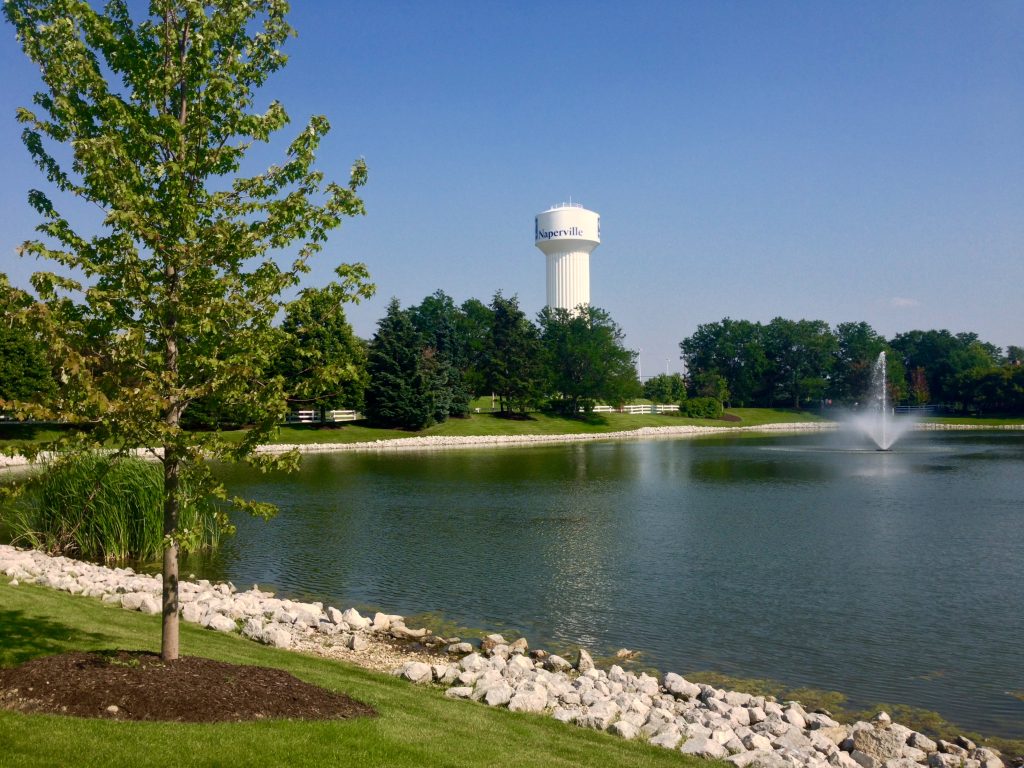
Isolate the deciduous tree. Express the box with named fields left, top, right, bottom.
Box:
left=538, top=306, right=639, bottom=415
left=5, top=0, right=370, bottom=660
left=276, top=265, right=374, bottom=419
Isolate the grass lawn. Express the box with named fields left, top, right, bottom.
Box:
left=0, top=581, right=709, bottom=768
left=211, top=407, right=828, bottom=446
left=919, top=415, right=1024, bottom=426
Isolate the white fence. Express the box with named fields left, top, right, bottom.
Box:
left=586, top=404, right=680, bottom=415
left=285, top=409, right=361, bottom=424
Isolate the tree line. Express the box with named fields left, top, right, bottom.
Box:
left=679, top=317, right=1023, bottom=413
left=312, top=290, right=639, bottom=430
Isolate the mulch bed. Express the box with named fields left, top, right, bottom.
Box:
left=0, top=650, right=376, bottom=723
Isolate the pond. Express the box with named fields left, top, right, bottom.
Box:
left=201, top=429, right=1024, bottom=737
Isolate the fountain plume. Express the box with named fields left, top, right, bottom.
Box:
left=850, top=351, right=913, bottom=450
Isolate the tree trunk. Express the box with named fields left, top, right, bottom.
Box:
left=161, top=447, right=180, bottom=661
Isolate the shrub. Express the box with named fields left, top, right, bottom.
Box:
left=680, top=397, right=724, bottom=419
left=2, top=453, right=227, bottom=563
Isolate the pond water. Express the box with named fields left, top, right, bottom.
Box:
left=201, top=430, right=1024, bottom=737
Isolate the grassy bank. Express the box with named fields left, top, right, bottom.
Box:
left=0, top=581, right=707, bottom=768
left=221, top=407, right=828, bottom=446
left=5, top=409, right=1022, bottom=455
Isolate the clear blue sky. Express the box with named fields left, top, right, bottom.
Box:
left=2, top=1, right=1021, bottom=375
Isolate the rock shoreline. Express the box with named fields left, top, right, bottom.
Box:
left=2, top=421, right=1021, bottom=469
left=0, top=544, right=1008, bottom=768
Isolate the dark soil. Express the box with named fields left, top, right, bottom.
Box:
left=0, top=650, right=376, bottom=723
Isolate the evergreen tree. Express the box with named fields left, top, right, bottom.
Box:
left=409, top=290, right=471, bottom=418
left=364, top=299, right=434, bottom=430
left=484, top=293, right=542, bottom=416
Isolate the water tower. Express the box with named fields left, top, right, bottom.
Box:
left=534, top=203, right=600, bottom=311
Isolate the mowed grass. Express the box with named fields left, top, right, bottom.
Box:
left=213, top=407, right=828, bottom=446
left=0, top=581, right=709, bottom=768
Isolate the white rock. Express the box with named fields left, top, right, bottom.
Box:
left=909, top=733, right=938, bottom=752
left=901, top=747, right=928, bottom=762
left=207, top=613, right=237, bottom=633
left=506, top=655, right=534, bottom=677
left=551, top=707, right=578, bottom=724
left=575, top=648, right=595, bottom=673
left=853, top=727, right=907, bottom=761
left=484, top=682, right=514, bottom=707
left=577, top=700, right=620, bottom=730
left=432, top=664, right=460, bottom=685
left=851, top=751, right=881, bottom=768
left=681, top=735, right=729, bottom=759
left=509, top=682, right=548, bottom=714
left=264, top=626, right=293, bottom=648
left=783, top=706, right=808, bottom=730
left=544, top=654, right=572, bottom=672
left=774, top=729, right=814, bottom=752
left=744, top=733, right=775, bottom=752
left=444, top=686, right=474, bottom=700
left=973, top=749, right=1003, bottom=768
left=241, top=618, right=264, bottom=640
left=806, top=712, right=842, bottom=730
left=609, top=720, right=640, bottom=739
left=663, top=672, right=701, bottom=700
left=472, top=670, right=506, bottom=701
left=139, top=595, right=161, bottom=615
left=729, top=751, right=796, bottom=768
left=347, top=634, right=370, bottom=651
left=650, top=726, right=683, bottom=749
left=120, top=592, right=146, bottom=611
left=341, top=608, right=371, bottom=629
left=460, top=653, right=487, bottom=673
left=326, top=606, right=345, bottom=625
left=447, top=642, right=473, bottom=655
left=398, top=661, right=432, bottom=684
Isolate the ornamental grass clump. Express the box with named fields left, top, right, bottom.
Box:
left=5, top=453, right=227, bottom=563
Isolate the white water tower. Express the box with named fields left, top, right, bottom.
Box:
left=534, top=203, right=600, bottom=311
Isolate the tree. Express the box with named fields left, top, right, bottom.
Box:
left=457, top=297, right=492, bottom=400
left=5, top=1, right=370, bottom=661
left=762, top=318, right=837, bottom=408
left=409, top=290, right=472, bottom=418
left=643, top=373, right=686, bottom=404
left=891, top=330, right=997, bottom=409
left=276, top=265, right=374, bottom=419
left=679, top=318, right=766, bottom=406
left=364, top=299, right=436, bottom=430
left=484, top=292, right=543, bottom=416
left=831, top=322, right=887, bottom=404
left=0, top=275, right=55, bottom=407
left=690, top=370, right=729, bottom=403
left=538, top=305, right=639, bottom=414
